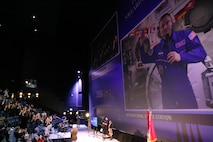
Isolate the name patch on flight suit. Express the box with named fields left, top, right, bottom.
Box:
left=188, top=31, right=196, bottom=40
left=158, top=51, right=164, bottom=55
left=157, top=65, right=164, bottom=74
left=175, top=39, right=186, bottom=48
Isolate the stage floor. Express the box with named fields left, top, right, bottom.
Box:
left=48, top=124, right=120, bottom=142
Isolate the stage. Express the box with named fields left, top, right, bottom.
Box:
left=47, top=124, right=120, bottom=142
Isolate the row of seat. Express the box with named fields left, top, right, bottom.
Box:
left=5, top=116, right=21, bottom=127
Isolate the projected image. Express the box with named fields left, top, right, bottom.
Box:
left=91, top=13, right=119, bottom=70
left=122, top=0, right=213, bottom=109
left=91, top=116, right=98, bottom=127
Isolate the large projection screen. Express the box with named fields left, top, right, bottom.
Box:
left=89, top=0, right=213, bottom=141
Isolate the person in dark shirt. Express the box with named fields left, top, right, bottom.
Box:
left=102, top=116, right=109, bottom=137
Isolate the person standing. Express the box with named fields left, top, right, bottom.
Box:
left=140, top=13, right=207, bottom=109
left=87, top=117, right=92, bottom=134
left=102, top=116, right=109, bottom=137
left=108, top=120, right=113, bottom=140
left=71, top=124, right=78, bottom=142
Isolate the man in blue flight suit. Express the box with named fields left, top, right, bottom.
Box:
left=140, top=13, right=207, bottom=109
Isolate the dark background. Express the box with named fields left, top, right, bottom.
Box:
left=0, top=0, right=116, bottom=110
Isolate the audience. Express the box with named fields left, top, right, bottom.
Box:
left=0, top=88, right=80, bottom=142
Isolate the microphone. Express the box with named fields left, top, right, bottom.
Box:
left=165, top=34, right=171, bottom=51
left=165, top=34, right=170, bottom=42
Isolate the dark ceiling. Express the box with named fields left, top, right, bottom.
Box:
left=0, top=0, right=116, bottom=96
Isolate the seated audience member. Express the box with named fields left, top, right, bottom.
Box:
left=51, top=114, right=63, bottom=128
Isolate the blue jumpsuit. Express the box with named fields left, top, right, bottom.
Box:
left=140, top=30, right=207, bottom=109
